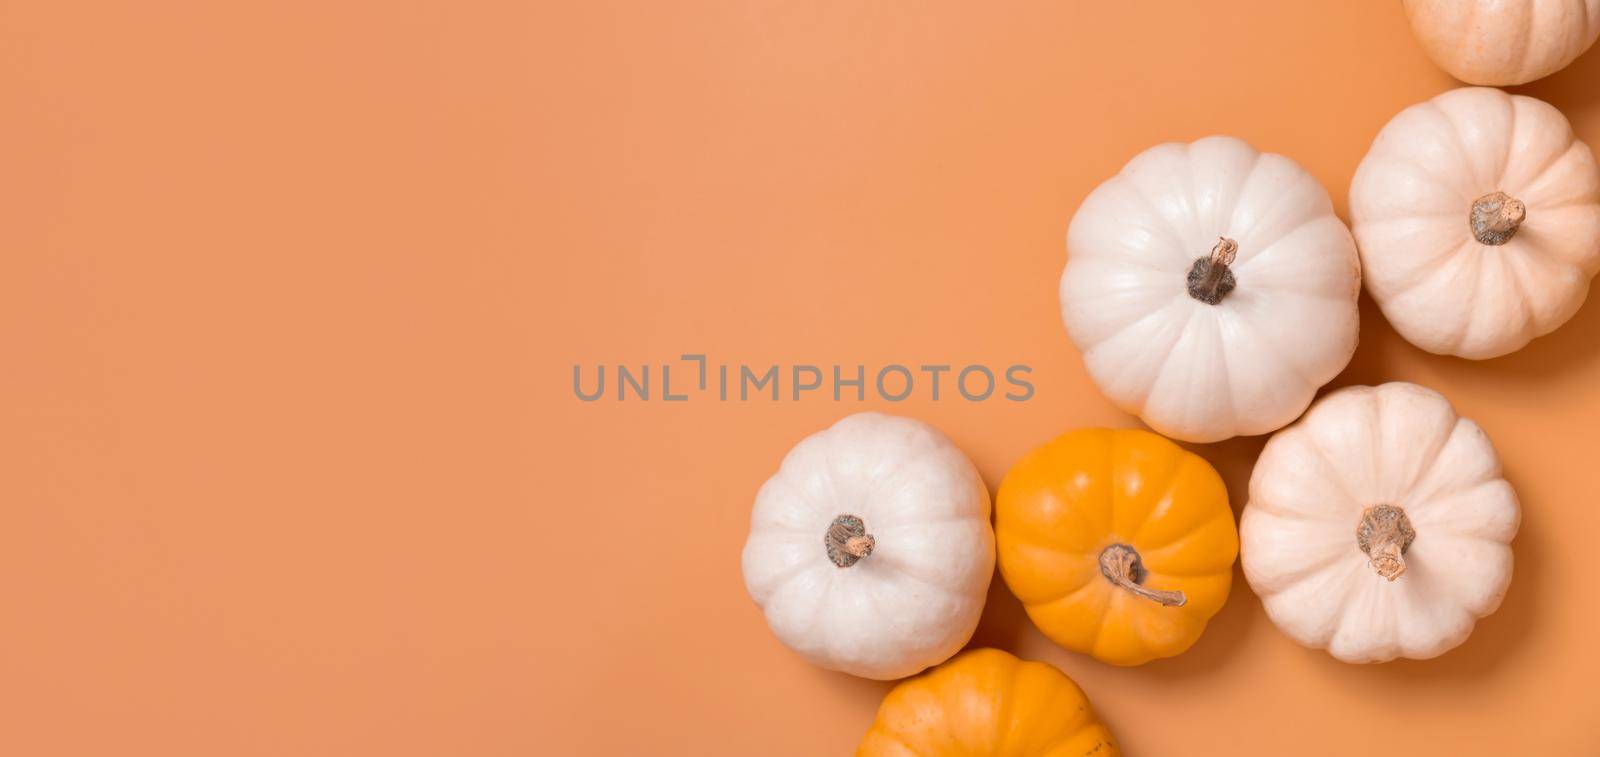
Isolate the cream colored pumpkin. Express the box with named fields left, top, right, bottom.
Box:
left=1350, top=87, right=1600, bottom=359
left=1241, top=382, right=1520, bottom=663
left=741, top=412, right=994, bottom=680
left=1062, top=135, right=1361, bottom=443
left=1403, top=0, right=1600, bottom=85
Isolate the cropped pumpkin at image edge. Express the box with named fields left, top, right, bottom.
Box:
left=738, top=2, right=1598, bottom=753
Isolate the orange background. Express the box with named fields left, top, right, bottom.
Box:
left=4, top=1, right=1599, bottom=755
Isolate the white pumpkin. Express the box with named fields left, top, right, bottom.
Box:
left=1403, top=0, right=1600, bottom=86
left=741, top=412, right=994, bottom=680
left=1241, top=382, right=1520, bottom=663
left=1350, top=87, right=1600, bottom=359
left=1062, top=135, right=1362, bottom=443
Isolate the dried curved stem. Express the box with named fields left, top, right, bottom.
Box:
left=1099, top=544, right=1186, bottom=606
left=1186, top=237, right=1239, bottom=305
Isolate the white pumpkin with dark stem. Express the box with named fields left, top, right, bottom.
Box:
left=1350, top=87, right=1600, bottom=359
left=1403, top=0, right=1600, bottom=86
left=1062, top=135, right=1361, bottom=443
left=741, top=412, right=994, bottom=680
left=1241, top=382, right=1520, bottom=663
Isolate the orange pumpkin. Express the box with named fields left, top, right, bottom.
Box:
left=857, top=648, right=1119, bottom=756
left=996, top=428, right=1237, bottom=666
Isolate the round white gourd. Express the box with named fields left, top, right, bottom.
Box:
left=1403, top=0, right=1600, bottom=86
left=1062, top=135, right=1361, bottom=443
left=1350, top=87, right=1600, bottom=359
left=1241, top=382, right=1520, bottom=663
left=741, top=412, right=994, bottom=680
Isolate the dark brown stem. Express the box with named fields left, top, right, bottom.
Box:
left=825, top=514, right=874, bottom=568
left=1098, top=544, right=1186, bottom=606
left=1470, top=191, right=1526, bottom=245
left=1186, top=237, right=1239, bottom=305
left=1356, top=505, right=1416, bottom=581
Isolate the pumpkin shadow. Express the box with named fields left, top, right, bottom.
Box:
left=1124, top=561, right=1259, bottom=680
left=1512, top=41, right=1600, bottom=112
left=1182, top=432, right=1269, bottom=506
left=1338, top=227, right=1600, bottom=385
left=807, top=665, right=893, bottom=752
left=1328, top=293, right=1405, bottom=388
left=966, top=568, right=1032, bottom=652
left=1438, top=284, right=1600, bottom=381
left=810, top=664, right=893, bottom=697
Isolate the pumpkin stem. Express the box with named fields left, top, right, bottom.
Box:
left=1185, top=237, right=1239, bottom=305
left=1471, top=191, right=1526, bottom=245
left=1098, top=543, right=1186, bottom=606
left=1356, top=505, right=1416, bottom=582
left=825, top=514, right=875, bottom=568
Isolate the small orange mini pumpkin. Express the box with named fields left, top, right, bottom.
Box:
left=857, top=648, right=1118, bottom=756
left=996, top=428, right=1238, bottom=666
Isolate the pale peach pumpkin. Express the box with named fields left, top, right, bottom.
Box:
left=1350, top=87, right=1600, bottom=359
left=1404, top=0, right=1600, bottom=85
left=1242, top=383, right=1520, bottom=663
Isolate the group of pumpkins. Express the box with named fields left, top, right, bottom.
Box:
left=742, top=2, right=1600, bottom=754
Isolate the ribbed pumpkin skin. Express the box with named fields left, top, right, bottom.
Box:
left=1241, top=383, right=1520, bottom=663
left=1403, top=0, right=1600, bottom=86
left=742, top=413, right=994, bottom=680
left=1061, top=135, right=1360, bottom=443
left=996, top=429, right=1238, bottom=666
left=1349, top=87, right=1600, bottom=359
left=856, top=649, right=1118, bottom=757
